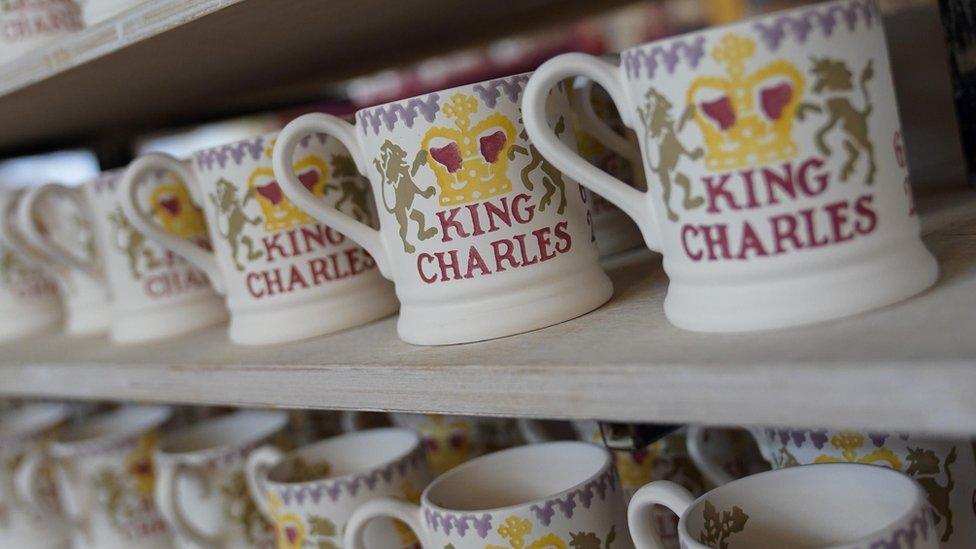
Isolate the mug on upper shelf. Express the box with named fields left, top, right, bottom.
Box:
left=119, top=130, right=398, bottom=346
left=521, top=0, right=939, bottom=333
left=272, top=73, right=613, bottom=345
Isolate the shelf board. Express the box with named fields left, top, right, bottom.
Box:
left=0, top=0, right=630, bottom=156
left=2, top=187, right=975, bottom=435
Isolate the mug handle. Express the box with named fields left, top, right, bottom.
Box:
left=118, top=153, right=226, bottom=294
left=13, top=449, right=54, bottom=515
left=571, top=77, right=641, bottom=165
left=155, top=461, right=219, bottom=547
left=628, top=481, right=695, bottom=549
left=244, top=444, right=285, bottom=521
left=685, top=425, right=736, bottom=487
left=272, top=113, right=393, bottom=279
left=343, top=497, right=428, bottom=549
left=523, top=54, right=661, bottom=251
left=17, top=183, right=101, bottom=278
left=516, top=418, right=554, bottom=444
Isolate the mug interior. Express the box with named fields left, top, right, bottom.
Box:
left=158, top=409, right=287, bottom=455
left=55, top=405, right=170, bottom=445
left=683, top=463, right=923, bottom=548
left=0, top=403, right=68, bottom=438
left=268, top=427, right=418, bottom=483
left=425, top=441, right=608, bottom=511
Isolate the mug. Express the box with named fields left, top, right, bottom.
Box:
left=522, top=0, right=939, bottom=332
left=155, top=409, right=288, bottom=548
left=119, top=130, right=398, bottom=345
left=0, top=0, right=83, bottom=65
left=628, top=463, right=939, bottom=548
left=17, top=183, right=112, bottom=337
left=344, top=441, right=633, bottom=548
left=0, top=402, right=71, bottom=549
left=389, top=414, right=520, bottom=475
left=30, top=405, right=173, bottom=549
left=245, top=427, right=433, bottom=548
left=82, top=169, right=227, bottom=344
left=272, top=73, right=613, bottom=344
left=0, top=191, right=61, bottom=343
left=687, top=425, right=976, bottom=548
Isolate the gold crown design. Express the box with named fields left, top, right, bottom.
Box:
left=687, top=33, right=805, bottom=171
left=150, top=178, right=208, bottom=239
left=422, top=93, right=516, bottom=206
left=812, top=432, right=903, bottom=470
left=248, top=147, right=329, bottom=232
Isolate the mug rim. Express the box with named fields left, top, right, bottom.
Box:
left=265, top=426, right=422, bottom=487
left=0, top=402, right=70, bottom=446
left=619, top=0, right=868, bottom=57
left=50, top=404, right=171, bottom=457
left=421, top=440, right=612, bottom=515
left=353, top=70, right=534, bottom=120
left=677, top=462, right=928, bottom=548
left=155, top=409, right=288, bottom=462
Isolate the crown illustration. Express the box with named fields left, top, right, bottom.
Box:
left=248, top=146, right=329, bottom=232
left=812, top=432, right=902, bottom=470
left=422, top=93, right=516, bottom=206
left=687, top=33, right=805, bottom=171
left=150, top=178, right=208, bottom=239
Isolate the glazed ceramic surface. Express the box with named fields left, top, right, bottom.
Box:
left=48, top=405, right=172, bottom=549
left=523, top=0, right=938, bottom=332
left=390, top=414, right=520, bottom=475
left=629, top=463, right=939, bottom=549
left=155, top=410, right=289, bottom=548
left=344, top=441, right=633, bottom=549
left=17, top=184, right=111, bottom=337
left=0, top=403, right=71, bottom=549
left=0, top=191, right=61, bottom=343
left=246, top=427, right=432, bottom=548
left=120, top=131, right=398, bottom=346
left=82, top=170, right=226, bottom=344
left=273, top=73, right=612, bottom=345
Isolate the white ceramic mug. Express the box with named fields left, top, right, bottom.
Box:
left=273, top=73, right=613, bottom=345
left=245, top=427, right=433, bottom=548
left=388, top=413, right=520, bottom=476
left=0, top=191, right=61, bottom=343
left=82, top=169, right=227, bottom=344
left=0, top=0, right=83, bottom=65
left=687, top=425, right=976, bottom=548
left=628, top=462, right=939, bottom=548
left=523, top=0, right=938, bottom=332
left=0, top=403, right=71, bottom=549
left=344, top=440, right=633, bottom=548
left=154, top=409, right=288, bottom=549
left=119, top=130, right=398, bottom=345
left=17, top=183, right=111, bottom=337
left=25, top=405, right=174, bottom=549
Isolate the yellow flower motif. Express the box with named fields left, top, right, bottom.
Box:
left=486, top=516, right=567, bottom=549
left=813, top=432, right=902, bottom=470
left=269, top=492, right=305, bottom=549
left=126, top=431, right=157, bottom=497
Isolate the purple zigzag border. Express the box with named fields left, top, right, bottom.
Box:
left=423, top=509, right=494, bottom=539
left=622, top=35, right=707, bottom=80
left=195, top=136, right=266, bottom=172
left=472, top=74, right=530, bottom=108
left=529, top=465, right=619, bottom=527
left=753, top=0, right=881, bottom=51
left=274, top=446, right=425, bottom=506
left=861, top=506, right=933, bottom=549
left=357, top=94, right=441, bottom=136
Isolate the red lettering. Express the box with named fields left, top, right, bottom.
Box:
left=553, top=221, right=572, bottom=254
left=417, top=253, right=437, bottom=283
left=464, top=246, right=490, bottom=279
left=704, top=174, right=740, bottom=214
left=736, top=221, right=768, bottom=259
left=770, top=214, right=803, bottom=254
left=681, top=225, right=702, bottom=261
left=824, top=200, right=854, bottom=243
left=491, top=239, right=518, bottom=272
left=436, top=208, right=468, bottom=243
left=854, top=194, right=877, bottom=235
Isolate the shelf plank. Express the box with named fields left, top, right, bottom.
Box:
left=0, top=0, right=629, bottom=155
left=2, top=187, right=975, bottom=434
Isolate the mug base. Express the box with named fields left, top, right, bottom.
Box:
left=65, top=300, right=111, bottom=337
left=664, top=239, right=939, bottom=333
left=110, top=296, right=228, bottom=344
left=397, top=265, right=613, bottom=345
left=229, top=283, right=399, bottom=346
left=0, top=305, right=61, bottom=344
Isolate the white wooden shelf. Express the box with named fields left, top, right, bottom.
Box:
left=0, top=0, right=628, bottom=155
left=2, top=188, right=975, bottom=435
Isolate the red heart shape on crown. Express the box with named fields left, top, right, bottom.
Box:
left=298, top=169, right=320, bottom=192
left=285, top=525, right=298, bottom=544
left=479, top=131, right=506, bottom=163
left=256, top=182, right=284, bottom=205
left=159, top=196, right=181, bottom=216
left=430, top=142, right=462, bottom=173
left=700, top=96, right=736, bottom=131
left=760, top=82, right=793, bottom=121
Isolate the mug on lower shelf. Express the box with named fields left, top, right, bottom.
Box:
left=687, top=425, right=976, bottom=549
left=245, top=427, right=433, bottom=548
left=628, top=463, right=940, bottom=548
